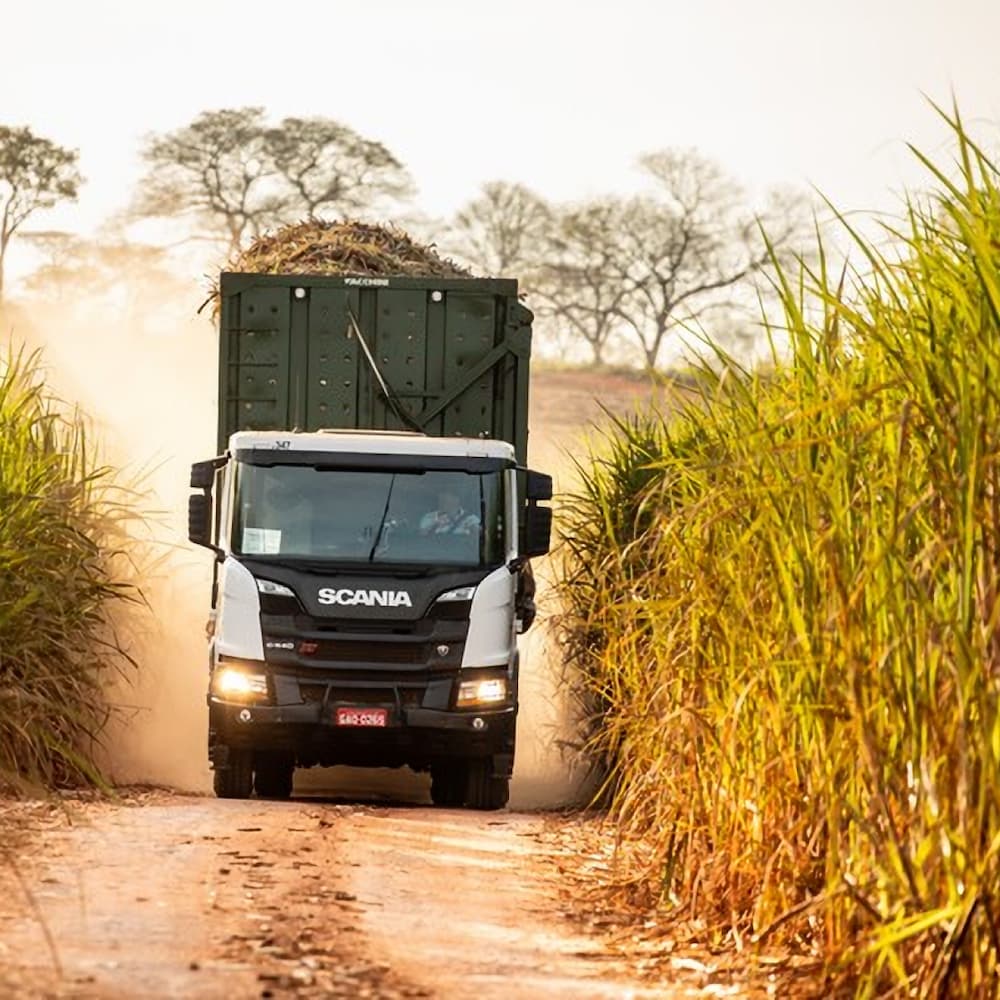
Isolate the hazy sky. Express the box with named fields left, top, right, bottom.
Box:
left=3, top=0, right=1000, bottom=278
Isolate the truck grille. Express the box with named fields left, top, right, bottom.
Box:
left=300, top=684, right=423, bottom=707
left=294, top=615, right=422, bottom=637
left=313, top=639, right=427, bottom=664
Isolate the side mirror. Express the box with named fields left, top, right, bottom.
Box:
left=188, top=494, right=213, bottom=549
left=191, top=458, right=223, bottom=489
left=526, top=470, right=553, bottom=502
left=523, top=504, right=552, bottom=558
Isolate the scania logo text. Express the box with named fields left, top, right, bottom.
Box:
left=317, top=588, right=413, bottom=608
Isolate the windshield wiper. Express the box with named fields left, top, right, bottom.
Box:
left=367, top=474, right=396, bottom=562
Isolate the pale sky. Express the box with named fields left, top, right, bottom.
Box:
left=3, top=0, right=1000, bottom=280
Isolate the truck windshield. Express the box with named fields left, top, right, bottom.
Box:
left=231, top=464, right=505, bottom=567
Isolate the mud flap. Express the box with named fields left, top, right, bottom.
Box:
left=491, top=751, right=514, bottom=779
left=209, top=740, right=230, bottom=771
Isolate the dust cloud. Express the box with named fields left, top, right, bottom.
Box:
left=3, top=269, right=656, bottom=806
left=511, top=369, right=673, bottom=809
left=4, top=263, right=218, bottom=792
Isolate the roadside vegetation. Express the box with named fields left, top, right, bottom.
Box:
left=556, top=110, right=1000, bottom=996
left=0, top=348, right=142, bottom=791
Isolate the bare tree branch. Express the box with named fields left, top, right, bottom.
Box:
left=449, top=181, right=553, bottom=277
left=130, top=109, right=414, bottom=256
left=603, top=151, right=812, bottom=368
left=443, top=156, right=810, bottom=369
left=266, top=116, right=413, bottom=218
left=130, top=107, right=284, bottom=255
left=533, top=199, right=638, bottom=367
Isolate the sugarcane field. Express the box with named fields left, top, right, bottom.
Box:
left=3, top=5, right=1000, bottom=998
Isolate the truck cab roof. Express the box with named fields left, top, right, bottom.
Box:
left=228, top=429, right=517, bottom=463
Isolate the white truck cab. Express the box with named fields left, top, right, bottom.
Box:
left=190, top=428, right=551, bottom=809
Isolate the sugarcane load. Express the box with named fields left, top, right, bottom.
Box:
left=188, top=219, right=551, bottom=809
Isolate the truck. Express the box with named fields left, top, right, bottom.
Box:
left=187, top=271, right=552, bottom=810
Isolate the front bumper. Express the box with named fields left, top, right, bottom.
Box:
left=208, top=697, right=516, bottom=772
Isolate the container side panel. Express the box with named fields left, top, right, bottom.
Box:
left=373, top=288, right=428, bottom=431
left=219, top=285, right=292, bottom=447
left=306, top=287, right=357, bottom=430
left=424, top=291, right=447, bottom=409
left=354, top=288, right=376, bottom=429
left=288, top=291, right=310, bottom=431
left=441, top=293, right=499, bottom=442
left=217, top=274, right=531, bottom=462
left=504, top=304, right=533, bottom=464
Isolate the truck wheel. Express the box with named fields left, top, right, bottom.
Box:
left=430, top=764, right=466, bottom=808
left=254, top=755, right=294, bottom=799
left=464, top=759, right=509, bottom=811
left=213, top=749, right=253, bottom=799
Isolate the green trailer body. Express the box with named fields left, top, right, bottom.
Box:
left=216, top=272, right=534, bottom=462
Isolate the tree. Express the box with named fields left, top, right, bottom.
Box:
left=0, top=126, right=81, bottom=302
left=525, top=151, right=807, bottom=369
left=22, top=231, right=186, bottom=305
left=449, top=181, right=552, bottom=276
left=132, top=108, right=414, bottom=255
left=445, top=157, right=808, bottom=369
left=609, top=150, right=808, bottom=369
left=132, top=107, right=281, bottom=255
left=266, top=116, right=412, bottom=218
left=533, top=200, right=634, bottom=367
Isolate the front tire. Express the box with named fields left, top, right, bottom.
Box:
left=213, top=749, right=254, bottom=799
left=464, top=759, right=509, bottom=811
left=430, top=763, right=466, bottom=808
left=254, top=755, right=294, bottom=799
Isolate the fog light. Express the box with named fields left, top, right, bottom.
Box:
left=212, top=666, right=268, bottom=701
left=456, top=676, right=508, bottom=709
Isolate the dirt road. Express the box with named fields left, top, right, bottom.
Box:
left=0, top=791, right=696, bottom=1000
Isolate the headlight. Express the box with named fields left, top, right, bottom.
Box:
left=434, top=586, right=476, bottom=621
left=455, top=674, right=508, bottom=709
left=257, top=578, right=300, bottom=615
left=436, top=586, right=476, bottom=603
left=212, top=664, right=269, bottom=701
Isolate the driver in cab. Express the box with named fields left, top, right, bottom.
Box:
left=419, top=489, right=480, bottom=537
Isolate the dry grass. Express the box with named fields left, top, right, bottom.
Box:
left=556, top=107, right=1000, bottom=996
left=0, top=346, right=144, bottom=791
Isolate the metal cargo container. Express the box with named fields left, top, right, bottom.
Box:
left=216, top=272, right=534, bottom=462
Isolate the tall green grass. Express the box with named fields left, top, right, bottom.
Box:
left=0, top=347, right=142, bottom=790
left=557, top=109, right=1000, bottom=995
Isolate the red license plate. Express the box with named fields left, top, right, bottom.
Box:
left=334, top=707, right=389, bottom=727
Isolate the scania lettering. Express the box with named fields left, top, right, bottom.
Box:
left=317, top=588, right=413, bottom=608
left=188, top=271, right=552, bottom=810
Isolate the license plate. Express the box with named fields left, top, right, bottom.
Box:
left=334, top=706, right=389, bottom=727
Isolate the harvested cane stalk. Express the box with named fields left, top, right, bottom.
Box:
left=203, top=219, right=474, bottom=313
left=237, top=218, right=471, bottom=276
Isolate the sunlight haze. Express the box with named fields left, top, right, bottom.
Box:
left=3, top=0, right=999, bottom=278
